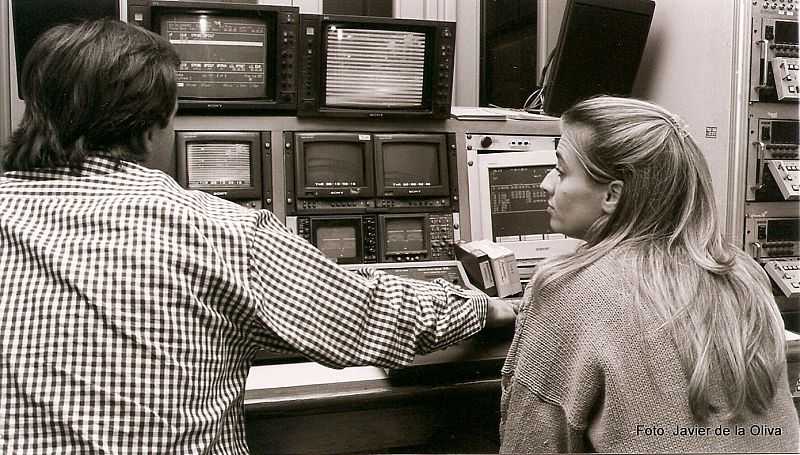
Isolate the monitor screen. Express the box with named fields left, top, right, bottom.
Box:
left=324, top=26, right=426, bottom=108
left=186, top=141, right=252, bottom=189
left=489, top=165, right=553, bottom=241
left=381, top=142, right=441, bottom=188
left=384, top=217, right=427, bottom=254
left=161, top=13, right=269, bottom=100
left=770, top=121, right=799, bottom=145
left=769, top=219, right=800, bottom=242
left=304, top=141, right=366, bottom=188
left=315, top=224, right=359, bottom=261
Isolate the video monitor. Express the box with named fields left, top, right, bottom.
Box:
left=176, top=131, right=262, bottom=201
left=298, top=14, right=455, bottom=118
left=374, top=134, right=450, bottom=197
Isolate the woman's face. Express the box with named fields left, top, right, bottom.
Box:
left=540, top=124, right=610, bottom=240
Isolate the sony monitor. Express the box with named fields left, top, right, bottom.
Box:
left=373, top=133, right=452, bottom=198
left=175, top=131, right=263, bottom=202
left=297, top=14, right=456, bottom=118
left=128, top=0, right=298, bottom=113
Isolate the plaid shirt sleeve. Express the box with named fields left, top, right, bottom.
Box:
left=244, top=210, right=488, bottom=368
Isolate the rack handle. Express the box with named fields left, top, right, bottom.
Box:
left=752, top=141, right=766, bottom=190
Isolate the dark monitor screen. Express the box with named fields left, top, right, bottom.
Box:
left=324, top=26, right=426, bottom=109
left=382, top=142, right=441, bottom=187
left=304, top=141, right=367, bottom=188
left=543, top=0, right=655, bottom=116
left=771, top=121, right=799, bottom=145
left=384, top=217, right=427, bottom=255
left=489, top=165, right=553, bottom=240
left=775, top=21, right=798, bottom=45
left=768, top=219, right=800, bottom=242
left=186, top=141, right=252, bottom=189
left=161, top=13, right=269, bottom=100
left=11, top=0, right=120, bottom=98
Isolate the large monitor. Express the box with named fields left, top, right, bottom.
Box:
left=128, top=0, right=298, bottom=113
left=466, top=134, right=581, bottom=272
left=297, top=14, right=456, bottom=118
left=541, top=0, right=655, bottom=116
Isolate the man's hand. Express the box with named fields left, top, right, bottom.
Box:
left=485, top=298, right=520, bottom=329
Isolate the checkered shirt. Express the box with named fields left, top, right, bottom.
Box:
left=0, top=156, right=487, bottom=454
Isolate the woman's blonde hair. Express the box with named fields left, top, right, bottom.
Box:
left=530, top=95, right=786, bottom=420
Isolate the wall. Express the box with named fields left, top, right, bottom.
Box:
left=632, top=0, right=738, bottom=236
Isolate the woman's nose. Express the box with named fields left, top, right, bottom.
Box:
left=540, top=168, right=556, bottom=195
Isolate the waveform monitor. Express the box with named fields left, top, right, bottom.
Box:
left=466, top=134, right=581, bottom=267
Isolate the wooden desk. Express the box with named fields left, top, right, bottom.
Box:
left=243, top=330, right=512, bottom=454
left=243, top=362, right=504, bottom=454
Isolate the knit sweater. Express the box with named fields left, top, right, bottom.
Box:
left=499, top=251, right=800, bottom=453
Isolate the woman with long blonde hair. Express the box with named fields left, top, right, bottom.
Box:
left=499, top=96, right=798, bottom=453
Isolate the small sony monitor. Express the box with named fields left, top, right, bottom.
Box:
left=380, top=214, right=430, bottom=261
left=298, top=14, right=456, bottom=118
left=542, top=0, right=655, bottom=116
left=294, top=132, right=374, bottom=198
left=374, top=134, right=450, bottom=197
left=285, top=132, right=375, bottom=214
left=176, top=131, right=262, bottom=202
left=128, top=1, right=298, bottom=113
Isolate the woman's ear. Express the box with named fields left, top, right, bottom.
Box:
left=601, top=180, right=624, bottom=214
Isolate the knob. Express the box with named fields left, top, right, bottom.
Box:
left=480, top=136, right=493, bottom=148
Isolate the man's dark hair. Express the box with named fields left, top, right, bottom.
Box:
left=4, top=18, right=180, bottom=171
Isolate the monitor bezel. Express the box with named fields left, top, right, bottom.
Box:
left=175, top=130, right=263, bottom=200
left=128, top=0, right=298, bottom=113
left=378, top=213, right=431, bottom=260
left=373, top=133, right=450, bottom=198
left=293, top=132, right=376, bottom=199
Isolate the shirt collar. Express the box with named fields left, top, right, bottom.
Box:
left=2, top=156, right=133, bottom=181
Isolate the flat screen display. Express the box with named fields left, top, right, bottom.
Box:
left=186, top=141, right=252, bottom=189
left=384, top=217, right=426, bottom=254
left=304, top=142, right=366, bottom=188
left=381, top=142, right=441, bottom=187
left=324, top=26, right=426, bottom=108
left=315, top=224, right=358, bottom=260
left=161, top=13, right=268, bottom=99
left=489, top=166, right=553, bottom=241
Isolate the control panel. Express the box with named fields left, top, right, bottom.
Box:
left=766, top=159, right=800, bottom=199
left=765, top=258, right=800, bottom=298
left=773, top=57, right=799, bottom=100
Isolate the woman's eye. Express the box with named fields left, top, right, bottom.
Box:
left=553, top=166, right=564, bottom=176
